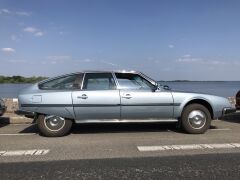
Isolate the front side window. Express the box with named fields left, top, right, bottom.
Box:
left=115, top=73, right=155, bottom=90
left=83, top=73, right=116, bottom=90
left=39, top=74, right=83, bottom=90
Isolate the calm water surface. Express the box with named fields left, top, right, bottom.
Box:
left=0, top=82, right=239, bottom=98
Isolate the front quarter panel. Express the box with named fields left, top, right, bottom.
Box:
left=172, top=92, right=232, bottom=119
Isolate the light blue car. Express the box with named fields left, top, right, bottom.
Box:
left=18, top=71, right=235, bottom=137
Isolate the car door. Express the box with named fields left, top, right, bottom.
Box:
left=72, top=72, right=121, bottom=121
left=115, top=73, right=174, bottom=120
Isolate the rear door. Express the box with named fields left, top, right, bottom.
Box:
left=115, top=73, right=174, bottom=120
left=72, top=73, right=121, bottom=121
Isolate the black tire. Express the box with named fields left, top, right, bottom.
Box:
left=181, top=104, right=211, bottom=134
left=37, top=115, right=72, bottom=137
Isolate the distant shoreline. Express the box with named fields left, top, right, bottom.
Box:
left=0, top=75, right=239, bottom=84
left=0, top=76, right=47, bottom=84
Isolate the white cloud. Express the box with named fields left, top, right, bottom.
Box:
left=182, top=54, right=191, bottom=58
left=1, top=9, right=10, bottom=14
left=100, top=60, right=118, bottom=66
left=82, top=58, right=93, bottom=62
left=23, top=27, right=45, bottom=37
left=8, top=59, right=27, bottom=63
left=1, top=9, right=31, bottom=16
left=176, top=55, right=227, bottom=65
left=168, top=44, right=175, bottom=49
left=233, top=61, right=240, bottom=66
left=1, top=48, right=15, bottom=53
left=34, top=31, right=44, bottom=37
left=11, top=35, right=20, bottom=41
left=47, top=56, right=71, bottom=61
left=23, top=27, right=38, bottom=33
left=177, top=57, right=201, bottom=63
left=15, top=11, right=31, bottom=16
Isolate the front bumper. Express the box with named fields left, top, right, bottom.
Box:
left=236, top=104, right=240, bottom=110
left=223, top=107, right=236, bottom=116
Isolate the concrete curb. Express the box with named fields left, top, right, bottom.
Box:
left=0, top=113, right=33, bottom=124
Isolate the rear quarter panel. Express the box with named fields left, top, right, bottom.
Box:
left=18, top=84, right=75, bottom=119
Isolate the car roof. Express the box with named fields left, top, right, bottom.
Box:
left=79, top=70, right=139, bottom=74
left=38, top=70, right=141, bottom=84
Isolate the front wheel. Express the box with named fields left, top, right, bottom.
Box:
left=181, top=104, right=211, bottom=134
left=37, top=115, right=72, bottom=137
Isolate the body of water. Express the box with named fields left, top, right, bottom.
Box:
left=0, top=82, right=239, bottom=98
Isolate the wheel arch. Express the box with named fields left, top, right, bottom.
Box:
left=181, top=99, right=214, bottom=120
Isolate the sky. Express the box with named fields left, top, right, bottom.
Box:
left=0, top=0, right=240, bottom=80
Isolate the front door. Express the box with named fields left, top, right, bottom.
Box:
left=115, top=73, right=174, bottom=120
left=72, top=73, right=121, bottom=121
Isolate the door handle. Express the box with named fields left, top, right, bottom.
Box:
left=122, top=94, right=132, bottom=99
left=77, top=94, right=88, bottom=99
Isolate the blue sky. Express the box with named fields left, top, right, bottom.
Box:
left=0, top=0, right=240, bottom=80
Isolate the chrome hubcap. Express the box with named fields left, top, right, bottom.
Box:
left=188, top=110, right=206, bottom=129
left=44, top=115, right=65, bottom=131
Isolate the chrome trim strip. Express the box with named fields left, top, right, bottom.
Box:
left=75, top=119, right=178, bottom=123
left=21, top=103, right=180, bottom=108
left=80, top=73, right=86, bottom=90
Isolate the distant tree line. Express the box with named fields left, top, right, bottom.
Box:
left=0, top=76, right=47, bottom=83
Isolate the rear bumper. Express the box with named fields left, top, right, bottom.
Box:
left=15, top=110, right=35, bottom=119
left=0, top=106, right=7, bottom=116
left=223, top=107, right=236, bottom=116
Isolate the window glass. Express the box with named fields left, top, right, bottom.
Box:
left=115, top=73, right=155, bottom=90
left=83, top=73, right=116, bottom=90
left=39, top=74, right=83, bottom=90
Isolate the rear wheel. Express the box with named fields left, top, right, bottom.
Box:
left=37, top=115, right=72, bottom=137
left=181, top=104, right=211, bottom=134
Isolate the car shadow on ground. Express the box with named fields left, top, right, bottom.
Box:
left=0, top=116, right=10, bottom=128
left=220, top=112, right=240, bottom=124
left=16, top=122, right=180, bottom=135
left=17, top=113, right=240, bottom=135
left=17, top=119, right=233, bottom=135
left=220, top=111, right=240, bottom=123
left=19, top=124, right=38, bottom=133
left=71, top=122, right=180, bottom=134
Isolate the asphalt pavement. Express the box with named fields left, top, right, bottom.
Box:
left=0, top=112, right=240, bottom=179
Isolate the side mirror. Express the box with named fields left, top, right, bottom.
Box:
left=152, top=85, right=158, bottom=92
left=163, top=85, right=171, bottom=90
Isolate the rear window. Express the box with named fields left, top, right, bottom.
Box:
left=39, top=74, right=83, bottom=90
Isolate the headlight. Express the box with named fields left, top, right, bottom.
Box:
left=227, top=97, right=235, bottom=107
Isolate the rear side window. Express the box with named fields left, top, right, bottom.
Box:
left=83, top=73, right=116, bottom=90
left=39, top=74, right=83, bottom=90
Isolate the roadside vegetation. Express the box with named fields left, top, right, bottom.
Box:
left=0, top=76, right=47, bottom=84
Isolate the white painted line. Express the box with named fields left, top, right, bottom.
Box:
left=137, top=143, right=240, bottom=152
left=0, top=133, right=36, bottom=136
left=210, top=128, right=231, bottom=131
left=0, top=149, right=49, bottom=157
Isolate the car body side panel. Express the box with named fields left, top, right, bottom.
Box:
left=72, top=90, right=121, bottom=121
left=120, top=90, right=174, bottom=119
